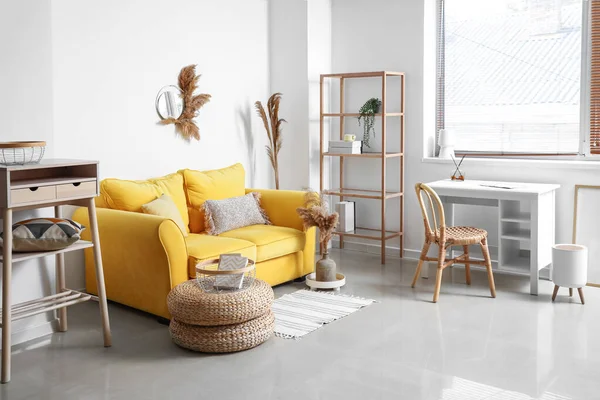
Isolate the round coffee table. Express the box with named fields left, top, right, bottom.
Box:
left=167, top=279, right=274, bottom=353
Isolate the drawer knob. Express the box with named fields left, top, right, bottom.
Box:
left=73, top=182, right=81, bottom=187
left=29, top=187, right=39, bottom=192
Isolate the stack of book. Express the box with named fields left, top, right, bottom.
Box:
left=328, top=140, right=362, bottom=154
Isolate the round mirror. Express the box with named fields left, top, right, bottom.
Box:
left=155, top=85, right=184, bottom=120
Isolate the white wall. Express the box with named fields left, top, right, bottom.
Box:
left=0, top=0, right=58, bottom=346
left=52, top=0, right=271, bottom=188
left=269, top=0, right=310, bottom=190
left=308, top=0, right=332, bottom=189
left=330, top=0, right=600, bottom=259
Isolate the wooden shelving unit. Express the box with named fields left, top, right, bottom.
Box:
left=319, top=71, right=405, bottom=264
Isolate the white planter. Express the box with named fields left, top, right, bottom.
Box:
left=552, top=244, right=588, bottom=288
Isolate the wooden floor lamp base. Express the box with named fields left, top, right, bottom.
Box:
left=552, top=285, right=585, bottom=305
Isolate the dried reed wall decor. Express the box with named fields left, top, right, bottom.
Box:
left=159, top=65, right=211, bottom=141
left=255, top=93, right=285, bottom=189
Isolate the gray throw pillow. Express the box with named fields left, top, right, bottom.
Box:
left=202, top=192, right=271, bottom=235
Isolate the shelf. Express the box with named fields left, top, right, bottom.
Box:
left=0, top=240, right=93, bottom=263
left=321, top=71, right=405, bottom=78
left=323, top=188, right=403, bottom=200
left=501, top=256, right=530, bottom=273
left=334, top=227, right=402, bottom=240
left=500, top=229, right=531, bottom=241
left=500, top=212, right=531, bottom=223
left=10, top=176, right=96, bottom=189
left=323, top=152, right=403, bottom=159
left=0, top=290, right=92, bottom=325
left=322, top=113, right=403, bottom=117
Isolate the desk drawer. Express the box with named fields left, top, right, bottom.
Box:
left=56, top=181, right=97, bottom=199
left=11, top=186, right=56, bottom=205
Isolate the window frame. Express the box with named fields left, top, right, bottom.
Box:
left=435, top=0, right=594, bottom=159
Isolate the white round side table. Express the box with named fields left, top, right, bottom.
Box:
left=552, top=244, right=588, bottom=305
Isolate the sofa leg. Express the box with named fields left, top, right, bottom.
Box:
left=293, top=275, right=308, bottom=283
left=156, top=317, right=170, bottom=326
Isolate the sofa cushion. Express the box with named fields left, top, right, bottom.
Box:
left=141, top=194, right=188, bottom=236
left=219, top=225, right=305, bottom=263
left=203, top=193, right=270, bottom=235
left=180, top=163, right=245, bottom=233
left=100, top=173, right=189, bottom=233
left=185, top=233, right=256, bottom=278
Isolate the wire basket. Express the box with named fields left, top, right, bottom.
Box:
left=0, top=141, right=46, bottom=166
left=195, top=258, right=256, bottom=294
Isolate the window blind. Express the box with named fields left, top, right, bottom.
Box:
left=437, top=0, right=583, bottom=155
left=591, top=0, right=600, bottom=154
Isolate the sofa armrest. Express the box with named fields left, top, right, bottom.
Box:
left=72, top=207, right=188, bottom=318
left=246, top=188, right=306, bottom=231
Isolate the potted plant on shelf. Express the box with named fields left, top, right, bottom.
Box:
left=357, top=97, right=382, bottom=149
left=296, top=190, right=339, bottom=282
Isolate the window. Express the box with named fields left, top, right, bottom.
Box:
left=437, top=0, right=586, bottom=155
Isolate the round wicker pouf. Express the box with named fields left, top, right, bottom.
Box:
left=170, top=311, right=275, bottom=353
left=167, top=279, right=275, bottom=353
left=167, top=279, right=274, bottom=326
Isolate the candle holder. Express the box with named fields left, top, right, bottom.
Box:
left=450, top=155, right=466, bottom=181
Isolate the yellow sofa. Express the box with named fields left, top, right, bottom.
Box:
left=72, top=164, right=315, bottom=319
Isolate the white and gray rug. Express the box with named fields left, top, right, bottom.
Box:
left=272, top=290, right=376, bottom=339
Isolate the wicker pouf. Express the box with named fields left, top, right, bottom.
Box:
left=167, top=279, right=274, bottom=326
left=170, top=311, right=275, bottom=353
left=167, top=279, right=275, bottom=353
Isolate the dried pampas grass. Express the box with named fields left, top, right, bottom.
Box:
left=255, top=93, right=285, bottom=189
left=296, top=189, right=339, bottom=247
left=159, top=64, right=211, bottom=141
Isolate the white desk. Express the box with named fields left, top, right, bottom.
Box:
left=424, top=179, right=560, bottom=295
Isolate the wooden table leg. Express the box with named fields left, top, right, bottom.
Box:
left=87, top=199, right=112, bottom=347
left=54, top=206, right=67, bottom=332
left=2, top=208, right=12, bottom=383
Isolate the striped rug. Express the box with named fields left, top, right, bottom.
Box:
left=272, top=290, right=376, bottom=339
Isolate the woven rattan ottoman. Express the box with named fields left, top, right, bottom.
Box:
left=167, top=279, right=274, bottom=353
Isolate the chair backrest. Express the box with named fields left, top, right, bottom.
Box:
left=415, top=183, right=446, bottom=239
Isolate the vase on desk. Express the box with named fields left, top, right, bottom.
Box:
left=316, top=252, right=337, bottom=282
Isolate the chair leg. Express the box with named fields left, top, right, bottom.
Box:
left=480, top=238, right=496, bottom=298
left=463, top=245, right=471, bottom=285
left=569, top=288, right=573, bottom=297
left=577, top=287, right=585, bottom=305
left=411, top=241, right=431, bottom=288
left=552, top=285, right=559, bottom=301
left=433, top=243, right=445, bottom=303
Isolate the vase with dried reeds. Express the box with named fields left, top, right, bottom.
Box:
left=296, top=190, right=340, bottom=282
left=255, top=93, right=285, bottom=189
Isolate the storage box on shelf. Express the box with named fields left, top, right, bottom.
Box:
left=319, top=71, right=405, bottom=264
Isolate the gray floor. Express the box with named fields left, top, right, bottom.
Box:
left=2, top=249, right=599, bottom=400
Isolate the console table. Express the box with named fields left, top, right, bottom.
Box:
left=423, top=179, right=560, bottom=295
left=0, top=159, right=111, bottom=383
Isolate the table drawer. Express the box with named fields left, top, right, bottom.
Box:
left=11, top=186, right=56, bottom=205
left=56, top=181, right=97, bottom=199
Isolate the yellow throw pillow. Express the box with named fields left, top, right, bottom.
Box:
left=180, top=163, right=245, bottom=233
left=100, top=173, right=189, bottom=233
left=141, top=194, right=188, bottom=236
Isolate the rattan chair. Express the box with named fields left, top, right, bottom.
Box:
left=411, top=183, right=496, bottom=302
